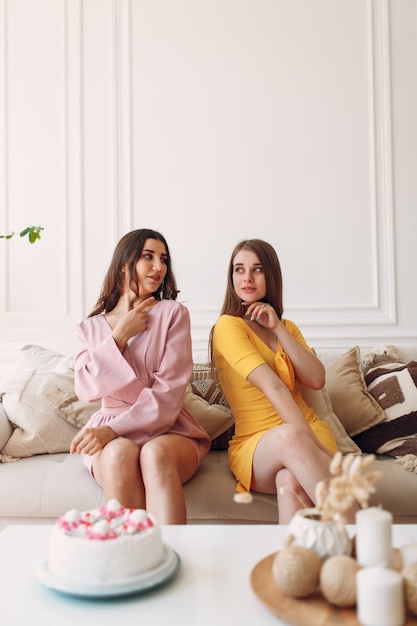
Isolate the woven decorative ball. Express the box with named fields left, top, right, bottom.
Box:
left=402, top=562, right=417, bottom=616
left=319, top=554, right=360, bottom=608
left=272, top=543, right=321, bottom=598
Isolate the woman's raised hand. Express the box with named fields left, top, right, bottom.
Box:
left=244, top=301, right=279, bottom=330
left=112, top=296, right=156, bottom=349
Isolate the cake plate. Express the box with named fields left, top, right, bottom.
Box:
left=36, top=544, right=180, bottom=599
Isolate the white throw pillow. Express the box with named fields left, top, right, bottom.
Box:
left=16, top=343, right=66, bottom=371
left=0, top=346, right=100, bottom=462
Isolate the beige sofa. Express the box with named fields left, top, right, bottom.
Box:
left=1, top=343, right=417, bottom=530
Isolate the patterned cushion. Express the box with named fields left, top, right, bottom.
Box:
left=191, top=364, right=230, bottom=408
left=183, top=384, right=233, bottom=442
left=366, top=360, right=417, bottom=420
left=191, top=365, right=234, bottom=449
left=353, top=360, right=417, bottom=457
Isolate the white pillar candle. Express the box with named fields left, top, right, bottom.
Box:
left=356, top=566, right=405, bottom=626
left=356, top=507, right=393, bottom=567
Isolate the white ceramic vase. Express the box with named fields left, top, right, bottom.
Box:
left=286, top=507, right=351, bottom=561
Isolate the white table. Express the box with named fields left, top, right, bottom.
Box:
left=1, top=524, right=417, bottom=626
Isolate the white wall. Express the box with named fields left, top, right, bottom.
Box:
left=1, top=0, right=416, bottom=372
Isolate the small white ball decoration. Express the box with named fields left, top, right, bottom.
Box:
left=93, top=519, right=111, bottom=535
left=64, top=508, right=81, bottom=523
left=106, top=498, right=122, bottom=512
left=130, top=509, right=147, bottom=524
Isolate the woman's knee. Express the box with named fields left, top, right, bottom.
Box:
left=273, top=423, right=312, bottom=449
left=276, top=467, right=301, bottom=494
left=100, top=438, right=139, bottom=472
left=140, top=438, right=172, bottom=474
left=140, top=436, right=196, bottom=484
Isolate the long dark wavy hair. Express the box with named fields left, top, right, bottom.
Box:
left=88, top=228, right=178, bottom=317
left=209, top=238, right=284, bottom=372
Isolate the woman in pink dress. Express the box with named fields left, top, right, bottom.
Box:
left=70, top=228, right=210, bottom=524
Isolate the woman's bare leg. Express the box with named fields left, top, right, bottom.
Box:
left=276, top=468, right=313, bottom=524
left=92, top=437, right=146, bottom=509
left=140, top=434, right=199, bottom=524
left=251, top=424, right=332, bottom=523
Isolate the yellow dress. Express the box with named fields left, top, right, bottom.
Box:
left=212, top=315, right=337, bottom=493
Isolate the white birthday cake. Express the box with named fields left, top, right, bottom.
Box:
left=48, top=499, right=164, bottom=584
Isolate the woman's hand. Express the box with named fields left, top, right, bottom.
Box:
left=244, top=301, right=280, bottom=330
left=112, top=296, right=156, bottom=350
left=70, top=425, right=117, bottom=456
left=245, top=303, right=325, bottom=389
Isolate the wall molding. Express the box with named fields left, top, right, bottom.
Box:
left=288, top=0, right=396, bottom=328
left=113, top=0, right=133, bottom=240
left=0, top=0, right=85, bottom=324
left=0, top=0, right=412, bottom=369
left=0, top=0, right=9, bottom=313
left=370, top=0, right=396, bottom=324
left=188, top=306, right=415, bottom=358
left=189, top=2, right=399, bottom=352
left=65, top=0, right=85, bottom=321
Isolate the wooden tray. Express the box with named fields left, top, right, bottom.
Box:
left=250, top=552, right=417, bottom=626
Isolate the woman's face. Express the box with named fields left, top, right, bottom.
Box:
left=232, top=248, right=267, bottom=303
left=131, top=238, right=168, bottom=299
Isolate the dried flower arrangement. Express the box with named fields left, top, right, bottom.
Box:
left=315, top=451, right=382, bottom=522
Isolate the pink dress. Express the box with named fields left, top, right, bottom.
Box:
left=74, top=299, right=211, bottom=475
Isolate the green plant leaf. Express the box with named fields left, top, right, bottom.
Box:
left=0, top=226, right=44, bottom=243
left=28, top=228, right=42, bottom=243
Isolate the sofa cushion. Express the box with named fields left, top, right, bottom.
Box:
left=183, top=384, right=234, bottom=441
left=324, top=346, right=386, bottom=436
left=191, top=364, right=229, bottom=407
left=365, top=359, right=417, bottom=420
left=353, top=410, right=417, bottom=457
left=299, top=383, right=360, bottom=454
left=191, top=364, right=235, bottom=449
left=184, top=450, right=277, bottom=523
left=0, top=349, right=100, bottom=462
left=0, top=452, right=104, bottom=517
left=15, top=343, right=67, bottom=371
left=353, top=359, right=417, bottom=458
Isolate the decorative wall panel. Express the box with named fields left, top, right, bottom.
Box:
left=0, top=0, right=415, bottom=372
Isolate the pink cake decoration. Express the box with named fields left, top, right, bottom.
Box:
left=56, top=499, right=155, bottom=541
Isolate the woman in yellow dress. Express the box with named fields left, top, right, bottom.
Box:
left=210, top=239, right=338, bottom=523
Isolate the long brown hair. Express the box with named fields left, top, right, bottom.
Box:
left=88, top=228, right=178, bottom=317
left=209, top=238, right=284, bottom=371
